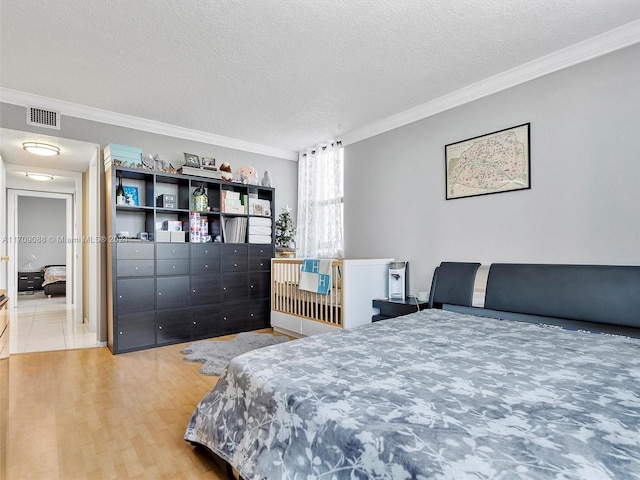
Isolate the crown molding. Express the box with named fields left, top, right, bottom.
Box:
left=0, top=88, right=298, bottom=161
left=3, top=20, right=638, bottom=156
left=342, top=19, right=640, bottom=147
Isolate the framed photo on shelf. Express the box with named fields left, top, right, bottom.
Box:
left=183, top=153, right=201, bottom=168
left=250, top=198, right=272, bottom=216
left=445, top=123, right=530, bottom=200
left=122, top=186, right=139, bottom=206
left=201, top=157, right=217, bottom=170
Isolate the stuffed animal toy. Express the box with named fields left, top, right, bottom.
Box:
left=219, top=162, right=233, bottom=181
left=261, top=170, right=273, bottom=187
left=236, top=165, right=258, bottom=185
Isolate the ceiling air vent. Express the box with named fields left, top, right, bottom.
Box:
left=26, top=106, right=61, bottom=130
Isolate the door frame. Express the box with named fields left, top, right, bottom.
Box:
left=3, top=146, right=103, bottom=340
left=7, top=187, right=83, bottom=323
left=0, top=155, right=6, bottom=291
left=86, top=148, right=101, bottom=335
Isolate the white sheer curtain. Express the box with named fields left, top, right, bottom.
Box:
left=296, top=141, right=344, bottom=258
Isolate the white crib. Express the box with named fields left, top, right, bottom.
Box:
left=271, top=258, right=393, bottom=337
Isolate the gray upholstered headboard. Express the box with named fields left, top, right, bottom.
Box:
left=428, top=262, right=481, bottom=309
left=437, top=263, right=640, bottom=336
left=483, top=264, right=640, bottom=328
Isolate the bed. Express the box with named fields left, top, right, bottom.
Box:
left=41, top=265, right=66, bottom=296
left=270, top=258, right=392, bottom=336
left=185, top=262, right=640, bottom=479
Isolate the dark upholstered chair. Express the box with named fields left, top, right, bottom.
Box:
left=428, top=262, right=481, bottom=309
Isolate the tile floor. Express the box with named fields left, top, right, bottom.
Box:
left=9, top=291, right=99, bottom=354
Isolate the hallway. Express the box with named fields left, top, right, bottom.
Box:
left=10, top=292, right=98, bottom=353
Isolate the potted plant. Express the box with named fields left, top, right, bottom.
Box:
left=275, top=207, right=296, bottom=258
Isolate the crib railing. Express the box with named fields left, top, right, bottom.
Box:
left=271, top=259, right=343, bottom=328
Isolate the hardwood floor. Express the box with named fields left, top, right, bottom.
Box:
left=5, top=331, right=280, bottom=479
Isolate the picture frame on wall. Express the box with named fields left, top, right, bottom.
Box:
left=201, top=157, right=217, bottom=170
left=183, top=153, right=201, bottom=168
left=445, top=123, right=530, bottom=200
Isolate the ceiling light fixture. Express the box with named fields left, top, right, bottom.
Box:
left=25, top=172, right=54, bottom=181
left=22, top=141, right=60, bottom=156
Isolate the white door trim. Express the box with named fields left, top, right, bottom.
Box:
left=0, top=155, right=6, bottom=291
left=7, top=189, right=78, bottom=319
left=87, top=148, right=101, bottom=335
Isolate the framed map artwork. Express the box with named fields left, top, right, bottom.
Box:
left=445, top=123, right=530, bottom=200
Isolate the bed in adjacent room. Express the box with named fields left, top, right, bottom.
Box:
left=185, top=262, right=640, bottom=479
left=41, top=265, right=66, bottom=296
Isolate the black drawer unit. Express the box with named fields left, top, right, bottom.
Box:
left=222, top=299, right=270, bottom=333
left=156, top=276, right=190, bottom=310
left=156, top=308, right=193, bottom=345
left=190, top=243, right=221, bottom=259
left=190, top=275, right=221, bottom=306
left=157, top=243, right=189, bottom=259
left=116, top=278, right=155, bottom=314
left=191, top=304, right=224, bottom=339
left=156, top=259, right=189, bottom=276
left=190, top=243, right=220, bottom=259
left=116, top=260, right=155, bottom=277
left=249, top=244, right=272, bottom=271
left=221, top=244, right=248, bottom=272
left=190, top=245, right=221, bottom=275
left=117, top=242, right=154, bottom=259
left=115, top=312, right=156, bottom=352
left=222, top=273, right=249, bottom=301
left=250, top=271, right=271, bottom=299
left=106, top=163, right=276, bottom=354
left=18, top=271, right=45, bottom=292
left=190, top=258, right=220, bottom=276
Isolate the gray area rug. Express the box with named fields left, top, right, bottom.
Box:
left=181, top=332, right=289, bottom=376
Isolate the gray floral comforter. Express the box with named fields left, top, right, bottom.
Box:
left=184, top=309, right=640, bottom=479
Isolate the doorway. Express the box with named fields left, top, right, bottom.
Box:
left=0, top=128, right=104, bottom=353
left=7, top=189, right=75, bottom=306
left=13, top=192, right=72, bottom=302
left=6, top=190, right=96, bottom=353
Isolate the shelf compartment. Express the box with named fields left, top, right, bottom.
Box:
left=155, top=174, right=191, bottom=210
left=116, top=169, right=153, bottom=208
left=190, top=180, right=222, bottom=213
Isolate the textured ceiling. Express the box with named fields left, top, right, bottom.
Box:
left=2, top=0, right=640, bottom=154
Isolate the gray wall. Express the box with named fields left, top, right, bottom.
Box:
left=1, top=101, right=298, bottom=341
left=17, top=196, right=66, bottom=271
left=0, top=104, right=299, bottom=218
left=344, top=43, right=640, bottom=297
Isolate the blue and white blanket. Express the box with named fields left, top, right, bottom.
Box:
left=298, top=258, right=333, bottom=295
left=185, top=309, right=640, bottom=479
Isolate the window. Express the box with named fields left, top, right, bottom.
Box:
left=296, top=142, right=344, bottom=258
